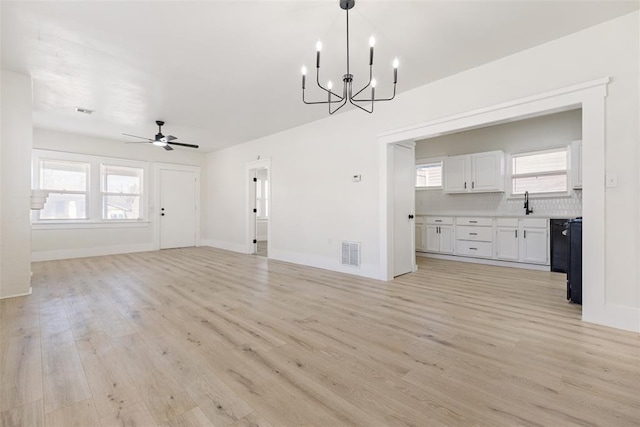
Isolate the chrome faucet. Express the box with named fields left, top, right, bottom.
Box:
left=524, top=191, right=533, bottom=215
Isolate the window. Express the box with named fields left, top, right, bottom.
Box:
left=416, top=161, right=443, bottom=188
left=39, top=159, right=89, bottom=219
left=101, top=165, right=143, bottom=220
left=33, top=150, right=148, bottom=224
left=511, top=147, right=568, bottom=195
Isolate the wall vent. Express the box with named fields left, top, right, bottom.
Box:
left=341, top=241, right=360, bottom=268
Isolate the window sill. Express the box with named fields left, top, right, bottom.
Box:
left=415, top=187, right=443, bottom=192
left=32, top=220, right=151, bottom=230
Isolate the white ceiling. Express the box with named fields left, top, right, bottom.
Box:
left=2, top=1, right=638, bottom=152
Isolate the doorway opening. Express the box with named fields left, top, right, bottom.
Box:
left=246, top=159, right=271, bottom=257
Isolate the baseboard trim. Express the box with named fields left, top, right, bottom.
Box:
left=0, top=286, right=32, bottom=300
left=269, top=249, right=383, bottom=280
left=417, top=252, right=550, bottom=271
left=31, top=243, right=155, bottom=262
left=583, top=304, right=640, bottom=333
left=199, top=239, right=248, bottom=254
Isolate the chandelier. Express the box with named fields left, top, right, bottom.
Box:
left=301, top=0, right=398, bottom=114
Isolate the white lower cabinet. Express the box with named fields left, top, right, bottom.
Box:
left=496, top=218, right=548, bottom=265
left=419, top=215, right=550, bottom=268
left=496, top=226, right=519, bottom=261
left=520, top=227, right=548, bottom=264
left=423, top=217, right=454, bottom=254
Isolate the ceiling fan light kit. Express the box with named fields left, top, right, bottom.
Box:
left=301, top=0, right=398, bottom=115
left=123, top=120, right=199, bottom=151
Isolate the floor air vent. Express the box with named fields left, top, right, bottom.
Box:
left=341, top=241, right=360, bottom=268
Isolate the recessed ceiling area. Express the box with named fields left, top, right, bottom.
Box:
left=2, top=1, right=638, bottom=152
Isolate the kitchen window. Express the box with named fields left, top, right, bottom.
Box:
left=39, top=159, right=89, bottom=220
left=416, top=160, right=443, bottom=189
left=510, top=147, right=568, bottom=195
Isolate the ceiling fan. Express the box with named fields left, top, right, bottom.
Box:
left=123, top=121, right=199, bottom=151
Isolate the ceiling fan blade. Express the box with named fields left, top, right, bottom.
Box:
left=122, top=133, right=154, bottom=142
left=167, top=141, right=199, bottom=149
left=125, top=141, right=150, bottom=144
left=163, top=145, right=174, bottom=151
left=165, top=135, right=177, bottom=141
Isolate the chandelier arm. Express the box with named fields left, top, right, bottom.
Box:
left=315, top=67, right=345, bottom=100
left=329, top=97, right=349, bottom=115
left=352, top=83, right=397, bottom=103
left=348, top=97, right=373, bottom=114
left=351, top=65, right=373, bottom=99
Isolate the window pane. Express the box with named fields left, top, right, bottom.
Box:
left=512, top=150, right=567, bottom=175
left=102, top=195, right=141, bottom=220
left=513, top=175, right=567, bottom=194
left=40, top=193, right=87, bottom=219
left=40, top=160, right=88, bottom=191
left=416, top=162, right=442, bottom=187
left=102, top=165, right=143, bottom=194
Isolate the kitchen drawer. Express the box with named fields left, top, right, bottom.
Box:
left=455, top=240, right=493, bottom=258
left=521, top=218, right=548, bottom=228
left=496, top=218, right=518, bottom=227
left=456, top=226, right=493, bottom=242
left=457, top=217, right=492, bottom=227
left=426, top=216, right=454, bottom=225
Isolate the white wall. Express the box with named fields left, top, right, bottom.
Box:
left=1, top=71, right=33, bottom=298
left=204, top=12, right=639, bottom=326
left=415, top=110, right=583, bottom=217
left=31, top=129, right=206, bottom=260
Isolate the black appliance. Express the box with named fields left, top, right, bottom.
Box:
left=550, top=219, right=569, bottom=273
left=567, top=218, right=582, bottom=304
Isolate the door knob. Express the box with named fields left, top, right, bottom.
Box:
left=408, top=214, right=414, bottom=219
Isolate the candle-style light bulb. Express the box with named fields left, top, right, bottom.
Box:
left=301, top=66, right=307, bottom=89
left=327, top=81, right=333, bottom=90
left=371, top=79, right=377, bottom=88
left=316, top=41, right=322, bottom=68
left=393, top=58, right=399, bottom=84
left=369, top=36, right=375, bottom=66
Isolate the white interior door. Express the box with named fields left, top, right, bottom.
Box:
left=393, top=144, right=415, bottom=277
left=160, top=169, right=196, bottom=249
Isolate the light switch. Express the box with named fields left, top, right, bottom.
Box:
left=606, top=173, right=618, bottom=188
left=352, top=174, right=361, bottom=182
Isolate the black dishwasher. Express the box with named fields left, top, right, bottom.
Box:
left=550, top=219, right=569, bottom=273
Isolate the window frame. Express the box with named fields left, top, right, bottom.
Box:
left=415, top=157, right=444, bottom=190
left=100, top=164, right=144, bottom=221
left=507, top=145, right=572, bottom=199
left=37, top=158, right=91, bottom=220
left=32, top=150, right=149, bottom=226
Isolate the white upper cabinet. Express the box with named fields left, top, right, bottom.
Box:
left=443, top=150, right=505, bottom=194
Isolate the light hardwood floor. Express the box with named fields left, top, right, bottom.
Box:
left=1, top=247, right=639, bottom=426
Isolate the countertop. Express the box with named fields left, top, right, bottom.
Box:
left=415, top=213, right=578, bottom=219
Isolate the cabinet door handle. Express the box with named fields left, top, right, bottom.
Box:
left=464, top=182, right=467, bottom=189
left=437, top=226, right=441, bottom=234
left=472, top=181, right=475, bottom=189
left=515, top=229, right=518, bottom=238
left=524, top=230, right=527, bottom=238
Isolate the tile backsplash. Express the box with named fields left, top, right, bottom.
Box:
left=416, top=189, right=582, bottom=217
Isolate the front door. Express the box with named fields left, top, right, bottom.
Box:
left=160, top=169, right=197, bottom=249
